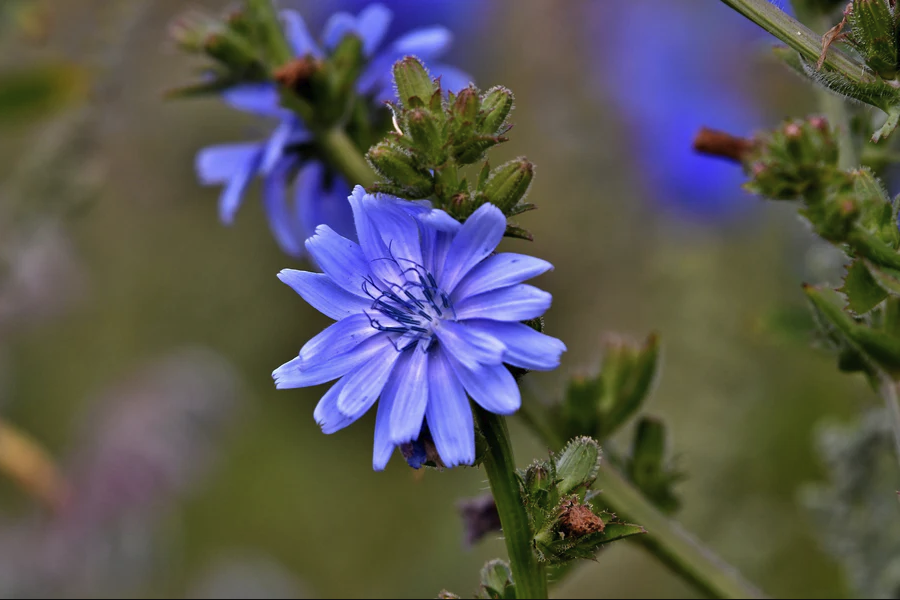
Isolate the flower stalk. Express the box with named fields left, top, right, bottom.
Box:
left=718, top=0, right=872, bottom=83
left=475, top=407, right=548, bottom=599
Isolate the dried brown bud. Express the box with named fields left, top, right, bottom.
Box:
left=692, top=127, right=754, bottom=164
left=274, top=57, right=321, bottom=93
left=558, top=499, right=605, bottom=537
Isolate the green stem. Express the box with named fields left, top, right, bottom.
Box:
left=719, top=0, right=873, bottom=84
left=314, top=127, right=378, bottom=188
left=598, top=463, right=765, bottom=599
left=517, top=395, right=764, bottom=599
left=475, top=408, right=548, bottom=599
left=804, top=9, right=859, bottom=170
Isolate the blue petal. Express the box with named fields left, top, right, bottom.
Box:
left=419, top=208, right=462, bottom=233
left=262, top=156, right=304, bottom=257
left=260, top=119, right=295, bottom=174
left=453, top=253, right=553, bottom=301
left=433, top=320, right=505, bottom=369
left=440, top=203, right=506, bottom=292
left=388, top=348, right=429, bottom=444
left=391, top=26, right=452, bottom=58
left=454, top=284, right=552, bottom=322
left=465, top=320, right=566, bottom=371
left=372, top=365, right=399, bottom=471
left=222, top=83, right=286, bottom=118
left=356, top=4, right=392, bottom=56
left=313, top=377, right=357, bottom=434
left=430, top=63, right=472, bottom=95
left=349, top=187, right=406, bottom=285
left=447, top=358, right=520, bottom=415
left=426, top=349, right=474, bottom=467
left=322, top=11, right=357, bottom=50
left=337, top=343, right=402, bottom=417
left=296, top=164, right=356, bottom=242
left=281, top=9, right=322, bottom=58
left=277, top=270, right=370, bottom=320
left=305, top=225, right=372, bottom=297
left=359, top=193, right=424, bottom=272
left=299, top=313, right=378, bottom=366
left=219, top=146, right=264, bottom=224
left=273, top=333, right=391, bottom=389
left=356, top=53, right=395, bottom=96
left=196, top=142, right=261, bottom=185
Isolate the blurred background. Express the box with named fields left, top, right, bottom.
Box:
left=0, top=0, right=881, bottom=597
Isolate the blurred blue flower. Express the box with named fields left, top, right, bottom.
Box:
left=196, top=3, right=472, bottom=257
left=273, top=188, right=566, bottom=470
left=592, top=1, right=774, bottom=221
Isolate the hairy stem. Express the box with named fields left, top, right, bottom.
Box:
left=476, top=408, right=548, bottom=599
left=719, top=0, right=873, bottom=84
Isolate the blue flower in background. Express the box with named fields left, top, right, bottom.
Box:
left=273, top=188, right=566, bottom=470
left=593, top=1, right=773, bottom=221
left=196, top=3, right=472, bottom=257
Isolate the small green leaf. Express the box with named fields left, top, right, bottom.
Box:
left=840, top=259, right=888, bottom=314
left=804, top=284, right=900, bottom=377
left=503, top=224, right=533, bottom=241
left=867, top=261, right=900, bottom=295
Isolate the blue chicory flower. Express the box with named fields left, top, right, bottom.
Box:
left=273, top=188, right=566, bottom=470
left=195, top=3, right=472, bottom=257
left=592, top=0, right=770, bottom=222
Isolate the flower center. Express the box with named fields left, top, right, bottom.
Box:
left=362, top=263, right=455, bottom=352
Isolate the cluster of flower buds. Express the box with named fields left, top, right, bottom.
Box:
left=521, top=437, right=645, bottom=564
left=697, top=113, right=900, bottom=385
left=368, top=57, right=536, bottom=238
left=742, top=117, right=839, bottom=200
left=168, top=3, right=285, bottom=94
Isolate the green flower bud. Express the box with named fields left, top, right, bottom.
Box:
left=848, top=0, right=898, bottom=78
left=392, top=56, right=435, bottom=108
left=405, top=108, right=445, bottom=166
left=480, top=157, right=535, bottom=213
left=367, top=141, right=434, bottom=198
left=478, top=86, right=514, bottom=135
